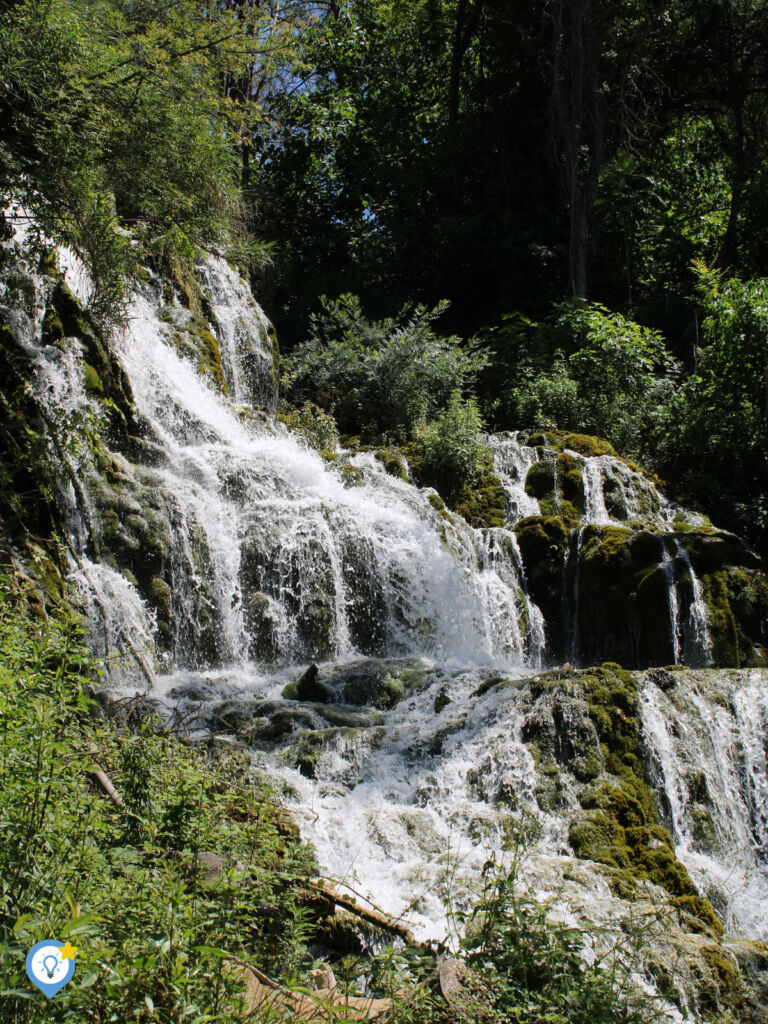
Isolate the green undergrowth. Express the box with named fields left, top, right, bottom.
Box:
left=0, top=574, right=316, bottom=1023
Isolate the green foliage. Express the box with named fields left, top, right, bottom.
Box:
left=284, top=294, right=486, bottom=441
left=278, top=400, right=341, bottom=453
left=655, top=273, right=768, bottom=551
left=0, top=575, right=315, bottom=1023
left=414, top=391, right=484, bottom=489
left=456, top=850, right=658, bottom=1024
left=0, top=0, right=285, bottom=325
left=507, top=303, right=678, bottom=462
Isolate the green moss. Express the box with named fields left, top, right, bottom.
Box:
left=452, top=459, right=506, bottom=528
left=561, top=432, right=617, bottom=458
left=514, top=515, right=570, bottom=658
left=728, top=566, right=768, bottom=667
left=702, top=570, right=740, bottom=667
left=549, top=665, right=724, bottom=935
left=190, top=323, right=228, bottom=395
left=149, top=576, right=171, bottom=619
left=42, top=307, right=65, bottom=347
left=374, top=447, right=409, bottom=480
left=339, top=464, right=362, bottom=487
left=83, top=363, right=104, bottom=396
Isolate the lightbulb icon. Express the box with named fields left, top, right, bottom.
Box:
left=42, top=954, right=59, bottom=979
left=26, top=941, right=76, bottom=997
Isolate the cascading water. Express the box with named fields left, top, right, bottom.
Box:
left=488, top=432, right=541, bottom=523
left=3, top=227, right=768, bottom=976
left=641, top=669, right=768, bottom=938
left=581, top=455, right=612, bottom=525
left=660, top=536, right=713, bottom=667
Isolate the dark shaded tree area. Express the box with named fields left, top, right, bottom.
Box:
left=253, top=0, right=768, bottom=347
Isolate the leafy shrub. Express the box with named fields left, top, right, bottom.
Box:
left=284, top=294, right=486, bottom=440
left=414, top=391, right=485, bottom=490
left=458, top=854, right=657, bottom=1024
left=655, top=272, right=768, bottom=551
left=507, top=303, right=678, bottom=463
left=278, top=399, right=340, bottom=452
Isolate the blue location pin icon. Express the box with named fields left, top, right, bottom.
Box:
left=26, top=940, right=76, bottom=997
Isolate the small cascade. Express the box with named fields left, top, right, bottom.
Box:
left=659, top=537, right=713, bottom=667
left=677, top=543, right=714, bottom=666
left=661, top=543, right=682, bottom=663
left=581, top=457, right=611, bottom=525
left=196, top=255, right=276, bottom=409
left=70, top=557, right=157, bottom=688
left=488, top=433, right=540, bottom=523
left=641, top=670, right=768, bottom=938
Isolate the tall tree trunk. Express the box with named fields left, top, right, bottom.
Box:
left=549, top=0, right=603, bottom=299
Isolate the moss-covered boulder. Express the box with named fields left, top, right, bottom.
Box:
left=514, top=515, right=570, bottom=659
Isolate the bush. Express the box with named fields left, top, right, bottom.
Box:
left=414, top=391, right=485, bottom=490
left=507, top=303, right=678, bottom=463
left=655, top=272, right=768, bottom=551
left=458, top=853, right=658, bottom=1024
left=284, top=294, right=486, bottom=440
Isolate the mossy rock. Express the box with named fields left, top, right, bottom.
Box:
left=530, top=665, right=724, bottom=935
left=514, top=515, right=570, bottom=659
left=374, top=447, right=408, bottom=481
left=339, top=464, right=363, bottom=487
left=83, top=363, right=104, bottom=396
left=527, top=429, right=617, bottom=459
left=447, top=453, right=507, bottom=529
left=190, top=322, right=228, bottom=395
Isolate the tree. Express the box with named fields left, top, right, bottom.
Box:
left=0, top=0, right=298, bottom=322
left=545, top=0, right=669, bottom=298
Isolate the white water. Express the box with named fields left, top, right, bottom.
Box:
left=5, top=233, right=767, bottom=964
left=641, top=670, right=768, bottom=938
left=488, top=432, right=541, bottom=522
left=99, top=273, right=547, bottom=671
left=660, top=538, right=712, bottom=667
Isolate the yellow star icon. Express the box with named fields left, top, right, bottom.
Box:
left=59, top=941, right=78, bottom=961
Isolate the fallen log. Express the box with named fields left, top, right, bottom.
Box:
left=304, top=880, right=434, bottom=951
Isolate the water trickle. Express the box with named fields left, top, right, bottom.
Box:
left=568, top=526, right=586, bottom=663
left=581, top=457, right=611, bottom=525
left=659, top=537, right=712, bottom=667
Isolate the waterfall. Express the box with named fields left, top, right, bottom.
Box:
left=660, top=537, right=712, bottom=667
left=5, top=230, right=768, bottom=970
left=582, top=457, right=611, bottom=525
left=641, top=670, right=768, bottom=938
left=677, top=542, right=714, bottom=666
left=48, top=266, right=543, bottom=674
left=488, top=433, right=541, bottom=523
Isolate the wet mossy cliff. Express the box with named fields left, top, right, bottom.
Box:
left=493, top=662, right=768, bottom=1023
left=0, top=247, right=141, bottom=597
left=514, top=516, right=767, bottom=669
left=0, top=244, right=277, bottom=661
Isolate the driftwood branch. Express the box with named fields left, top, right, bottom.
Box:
left=305, top=881, right=434, bottom=951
